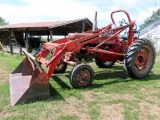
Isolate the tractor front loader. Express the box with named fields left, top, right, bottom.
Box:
left=9, top=10, right=155, bottom=106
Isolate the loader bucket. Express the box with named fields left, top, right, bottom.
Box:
left=9, top=50, right=50, bottom=106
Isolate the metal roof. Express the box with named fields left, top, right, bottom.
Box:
left=0, top=18, right=92, bottom=35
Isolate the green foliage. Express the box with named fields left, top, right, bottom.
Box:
left=144, top=33, right=158, bottom=52
left=0, top=17, right=8, bottom=26
left=144, top=34, right=155, bottom=43
left=0, top=52, right=24, bottom=71
left=41, top=37, right=48, bottom=42
left=140, top=8, right=160, bottom=30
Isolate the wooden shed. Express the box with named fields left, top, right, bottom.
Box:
left=0, top=18, right=92, bottom=53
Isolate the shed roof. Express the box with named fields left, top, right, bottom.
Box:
left=0, top=18, right=92, bottom=35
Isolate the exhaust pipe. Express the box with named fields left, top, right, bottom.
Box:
left=92, top=11, right=98, bottom=32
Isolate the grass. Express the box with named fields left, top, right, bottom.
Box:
left=0, top=52, right=160, bottom=120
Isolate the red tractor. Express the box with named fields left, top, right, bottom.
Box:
left=10, top=10, right=155, bottom=106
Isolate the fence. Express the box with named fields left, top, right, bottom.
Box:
left=3, top=45, right=26, bottom=55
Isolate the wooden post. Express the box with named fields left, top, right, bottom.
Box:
left=9, top=29, right=13, bottom=54
left=82, top=20, right=85, bottom=32
left=0, top=42, right=5, bottom=53
left=25, top=29, right=29, bottom=52
left=19, top=45, right=22, bottom=55
left=47, top=34, right=49, bottom=42
left=50, top=29, right=53, bottom=41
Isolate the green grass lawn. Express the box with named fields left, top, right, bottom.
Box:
left=0, top=52, right=160, bottom=120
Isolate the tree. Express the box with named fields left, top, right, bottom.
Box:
left=139, top=8, right=160, bottom=30
left=144, top=33, right=158, bottom=52
left=0, top=17, right=9, bottom=26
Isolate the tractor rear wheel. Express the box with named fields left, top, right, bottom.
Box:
left=124, top=39, right=155, bottom=78
left=69, top=64, right=94, bottom=88
left=54, top=61, right=67, bottom=73
left=95, top=58, right=115, bottom=68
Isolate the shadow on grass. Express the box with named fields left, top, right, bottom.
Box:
left=49, top=65, right=160, bottom=93
left=89, top=70, right=160, bottom=89
left=44, top=75, right=71, bottom=101
left=51, top=76, right=70, bottom=89
left=48, top=84, right=64, bottom=101
left=94, top=69, right=128, bottom=80
left=48, top=75, right=72, bottom=101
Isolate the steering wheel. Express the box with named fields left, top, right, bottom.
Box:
left=119, top=19, right=128, bottom=26
left=118, top=19, right=128, bottom=37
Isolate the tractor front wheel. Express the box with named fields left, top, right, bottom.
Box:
left=124, top=39, right=155, bottom=78
left=69, top=64, right=94, bottom=88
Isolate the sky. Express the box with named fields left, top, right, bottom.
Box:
left=0, top=0, right=159, bottom=28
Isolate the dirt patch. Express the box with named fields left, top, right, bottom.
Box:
left=61, top=97, right=90, bottom=120
left=140, top=86, right=159, bottom=94
left=151, top=89, right=160, bottom=94
left=83, top=91, right=95, bottom=102
left=0, top=111, right=20, bottom=119
left=92, top=91, right=108, bottom=99
left=140, top=88, right=148, bottom=93
left=109, top=94, right=135, bottom=100
left=99, top=103, right=124, bottom=120
left=146, top=95, right=160, bottom=104
left=92, top=92, right=135, bottom=101
left=0, top=67, right=9, bottom=84
left=139, top=101, right=160, bottom=120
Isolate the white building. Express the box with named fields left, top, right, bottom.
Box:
left=140, top=19, right=160, bottom=52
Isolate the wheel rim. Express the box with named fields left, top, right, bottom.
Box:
left=134, top=45, right=153, bottom=72
left=76, top=69, right=90, bottom=85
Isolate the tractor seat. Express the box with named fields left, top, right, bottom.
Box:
left=68, top=33, right=93, bottom=41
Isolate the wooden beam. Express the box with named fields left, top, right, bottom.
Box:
left=47, top=34, right=49, bottom=42
left=50, top=29, right=53, bottom=41
left=0, top=42, right=4, bottom=52
left=9, top=29, right=13, bottom=54
left=19, top=45, right=22, bottom=55
left=82, top=20, right=85, bottom=32
left=25, top=29, right=29, bottom=52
